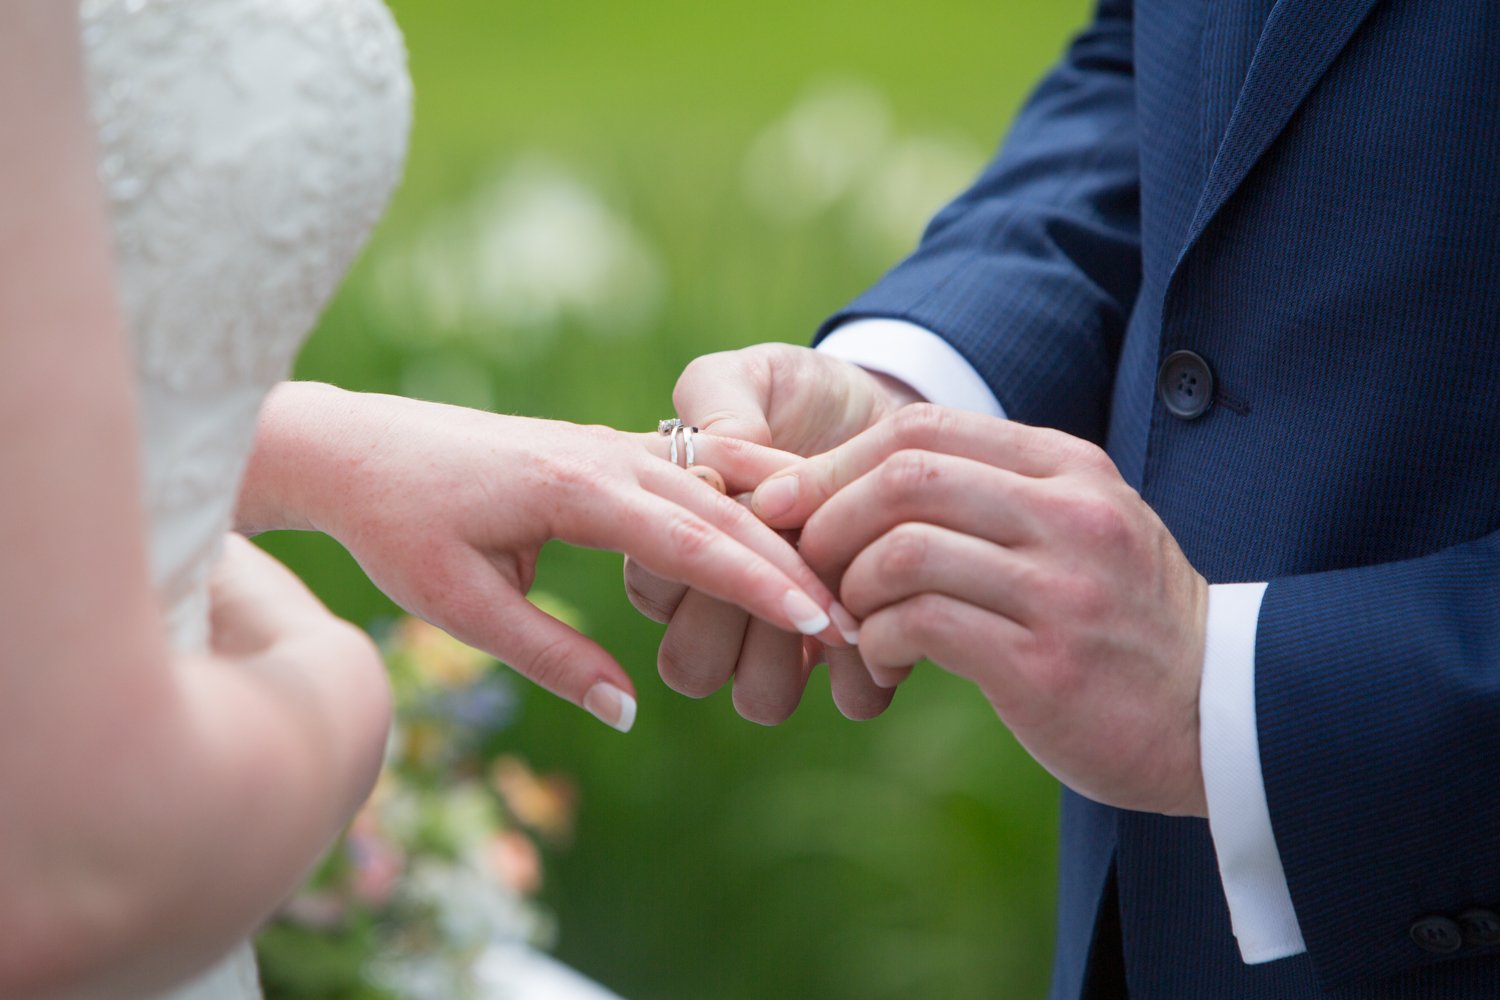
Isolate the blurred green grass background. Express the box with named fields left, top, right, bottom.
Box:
left=264, top=2, right=1092, bottom=997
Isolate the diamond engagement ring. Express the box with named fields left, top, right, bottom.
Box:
left=657, top=418, right=698, bottom=468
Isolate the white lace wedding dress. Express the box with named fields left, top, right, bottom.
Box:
left=81, top=3, right=630, bottom=998
left=81, top=0, right=410, bottom=996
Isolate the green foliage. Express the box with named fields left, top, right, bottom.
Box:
left=257, top=922, right=395, bottom=1000
left=262, top=1, right=1091, bottom=997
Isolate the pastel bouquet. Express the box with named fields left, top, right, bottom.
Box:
left=258, top=609, right=581, bottom=1000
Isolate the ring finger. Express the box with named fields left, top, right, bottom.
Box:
left=635, top=429, right=798, bottom=496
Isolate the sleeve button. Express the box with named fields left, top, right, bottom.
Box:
left=1458, top=909, right=1500, bottom=948
left=1410, top=916, right=1464, bottom=954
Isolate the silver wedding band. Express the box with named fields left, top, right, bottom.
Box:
left=657, top=418, right=698, bottom=468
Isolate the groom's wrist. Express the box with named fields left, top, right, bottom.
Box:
left=869, top=370, right=926, bottom=413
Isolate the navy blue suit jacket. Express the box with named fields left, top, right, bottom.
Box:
left=820, top=0, right=1500, bottom=996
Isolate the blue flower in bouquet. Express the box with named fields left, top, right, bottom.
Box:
left=429, top=672, right=517, bottom=734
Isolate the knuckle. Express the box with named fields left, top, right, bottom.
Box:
left=890, top=401, right=950, bottom=444
left=581, top=423, right=621, bottom=450
left=698, top=409, right=763, bottom=441
left=1027, top=558, right=1109, bottom=624
left=540, top=451, right=601, bottom=498
left=876, top=450, right=936, bottom=504
left=1060, top=574, right=1112, bottom=622
left=522, top=634, right=577, bottom=692
left=877, top=523, right=931, bottom=580
left=1007, top=425, right=1111, bottom=479
left=901, top=592, right=955, bottom=648
left=624, top=578, right=680, bottom=623
left=1060, top=434, right=1115, bottom=475
left=665, top=513, right=718, bottom=561
left=1053, top=490, right=1129, bottom=549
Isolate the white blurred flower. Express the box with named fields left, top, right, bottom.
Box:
left=742, top=78, right=892, bottom=224
left=370, top=156, right=666, bottom=357
left=847, top=132, right=984, bottom=259
left=405, top=856, right=542, bottom=952
left=369, top=952, right=467, bottom=1000
left=471, top=159, right=665, bottom=335
left=741, top=78, right=983, bottom=263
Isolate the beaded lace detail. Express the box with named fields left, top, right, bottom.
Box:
left=78, top=0, right=410, bottom=610
left=76, top=1, right=411, bottom=996
left=82, top=0, right=410, bottom=392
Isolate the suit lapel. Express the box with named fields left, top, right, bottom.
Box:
left=1171, top=0, right=1384, bottom=276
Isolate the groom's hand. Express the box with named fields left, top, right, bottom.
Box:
left=624, top=344, right=920, bottom=724
left=753, top=405, right=1211, bottom=817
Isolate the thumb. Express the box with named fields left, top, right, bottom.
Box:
left=672, top=351, right=775, bottom=447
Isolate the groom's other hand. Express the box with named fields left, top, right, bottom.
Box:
left=753, top=405, right=1212, bottom=817
left=624, top=344, right=919, bottom=724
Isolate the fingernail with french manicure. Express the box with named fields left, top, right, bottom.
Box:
left=829, top=601, right=861, bottom=645
left=584, top=681, right=637, bottom=733
left=783, top=590, right=831, bottom=636
left=754, top=475, right=798, bottom=520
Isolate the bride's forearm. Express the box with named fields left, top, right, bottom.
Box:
left=237, top=381, right=397, bottom=537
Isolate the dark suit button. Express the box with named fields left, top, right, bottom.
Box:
left=1410, top=916, right=1463, bottom=954
left=1458, top=909, right=1500, bottom=948
left=1157, top=350, right=1214, bottom=419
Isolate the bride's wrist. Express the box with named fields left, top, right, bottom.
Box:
left=239, top=381, right=384, bottom=539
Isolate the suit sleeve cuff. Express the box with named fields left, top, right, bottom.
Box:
left=817, top=319, right=1008, bottom=418
left=1200, top=581, right=1307, bottom=963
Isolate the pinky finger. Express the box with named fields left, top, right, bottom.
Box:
left=435, top=554, right=640, bottom=733
left=488, top=586, right=640, bottom=732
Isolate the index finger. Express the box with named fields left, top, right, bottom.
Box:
left=749, top=404, right=1090, bottom=528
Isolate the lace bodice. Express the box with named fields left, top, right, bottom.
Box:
left=79, top=0, right=411, bottom=995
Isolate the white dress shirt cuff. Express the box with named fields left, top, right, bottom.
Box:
left=817, top=319, right=1008, bottom=417
left=1201, top=581, right=1306, bottom=963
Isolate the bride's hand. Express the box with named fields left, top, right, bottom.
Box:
left=239, top=383, right=849, bottom=732
left=207, top=533, right=392, bottom=818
